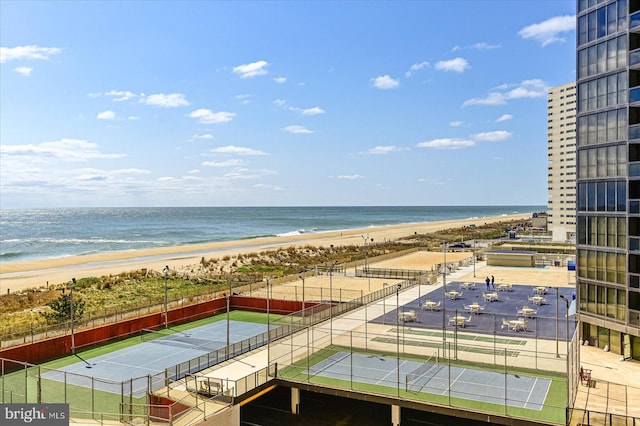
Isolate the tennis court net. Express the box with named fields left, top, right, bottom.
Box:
left=140, top=328, right=225, bottom=352
left=405, top=350, right=441, bottom=393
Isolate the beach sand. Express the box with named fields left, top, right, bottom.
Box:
left=0, top=213, right=530, bottom=293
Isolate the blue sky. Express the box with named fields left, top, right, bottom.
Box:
left=0, top=1, right=576, bottom=208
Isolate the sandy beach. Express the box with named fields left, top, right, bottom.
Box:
left=0, top=213, right=530, bottom=293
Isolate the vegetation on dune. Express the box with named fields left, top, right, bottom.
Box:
left=0, top=220, right=525, bottom=332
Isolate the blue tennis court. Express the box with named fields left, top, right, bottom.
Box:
left=41, top=320, right=267, bottom=395
left=305, top=352, right=551, bottom=410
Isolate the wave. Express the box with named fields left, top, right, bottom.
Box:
left=277, top=229, right=307, bottom=237
left=0, top=251, right=25, bottom=259
left=240, top=234, right=278, bottom=240
left=2, top=237, right=164, bottom=245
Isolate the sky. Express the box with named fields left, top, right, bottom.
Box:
left=0, top=1, right=576, bottom=209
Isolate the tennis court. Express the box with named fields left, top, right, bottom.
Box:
left=372, top=282, right=576, bottom=340
left=304, top=351, right=551, bottom=410
left=41, top=320, right=267, bottom=396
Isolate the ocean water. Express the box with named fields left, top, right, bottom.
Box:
left=0, top=206, right=543, bottom=263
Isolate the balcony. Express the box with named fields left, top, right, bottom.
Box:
left=632, top=11, right=640, bottom=32
left=630, top=87, right=640, bottom=105
left=630, top=124, right=640, bottom=141
left=631, top=162, right=640, bottom=177
left=632, top=49, right=640, bottom=69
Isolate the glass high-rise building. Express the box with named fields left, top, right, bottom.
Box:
left=576, top=0, right=640, bottom=360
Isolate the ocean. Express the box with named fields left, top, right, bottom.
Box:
left=0, top=206, right=543, bottom=263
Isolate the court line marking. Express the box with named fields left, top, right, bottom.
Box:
left=441, top=368, right=465, bottom=395
left=376, top=359, right=408, bottom=385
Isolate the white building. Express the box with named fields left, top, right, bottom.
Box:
left=547, top=82, right=577, bottom=242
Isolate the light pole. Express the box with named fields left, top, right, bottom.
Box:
left=226, top=279, right=231, bottom=358
left=362, top=234, right=370, bottom=291
left=383, top=283, right=388, bottom=325
left=556, top=287, right=560, bottom=358
left=70, top=278, right=76, bottom=354
left=328, top=261, right=337, bottom=344
left=473, top=239, right=476, bottom=277
left=299, top=275, right=305, bottom=316
left=560, top=294, right=570, bottom=356
left=442, top=243, right=447, bottom=348
left=266, top=278, right=270, bottom=341
left=266, top=277, right=270, bottom=369
left=162, top=265, right=169, bottom=328
left=396, top=283, right=401, bottom=395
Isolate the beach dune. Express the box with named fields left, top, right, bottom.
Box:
left=0, top=213, right=530, bottom=294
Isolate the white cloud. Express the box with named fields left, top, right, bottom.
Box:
left=463, top=79, right=548, bottom=107
left=236, top=94, right=251, bottom=105
left=371, top=75, right=400, bottom=90
left=127, top=116, right=139, bottom=120
left=233, top=60, right=269, bottom=78
left=452, top=42, right=501, bottom=51
left=97, top=110, right=116, bottom=120
left=405, top=61, right=429, bottom=78
left=471, top=130, right=511, bottom=142
left=13, top=67, right=33, bottom=76
left=187, top=169, right=201, bottom=174
left=449, top=121, right=464, bottom=127
left=254, top=183, right=284, bottom=191
left=193, top=133, right=213, bottom=140
left=273, top=99, right=287, bottom=108
left=463, top=92, right=506, bottom=106
left=435, top=57, right=470, bottom=73
left=105, top=90, right=139, bottom=102
left=519, top=15, right=575, bottom=47
left=282, top=125, right=313, bottom=134
left=337, top=174, right=364, bottom=180
left=0, top=45, right=61, bottom=63
left=224, top=167, right=277, bottom=180
left=202, top=159, right=247, bottom=167
left=143, top=93, right=189, bottom=107
left=274, top=77, right=287, bottom=83
left=496, top=114, right=513, bottom=122
left=209, top=145, right=266, bottom=156
left=417, top=138, right=475, bottom=149
left=188, top=109, right=236, bottom=124
left=0, top=138, right=126, bottom=161
left=366, top=146, right=409, bottom=155
left=301, top=107, right=325, bottom=116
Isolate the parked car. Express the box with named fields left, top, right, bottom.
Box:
left=450, top=242, right=470, bottom=248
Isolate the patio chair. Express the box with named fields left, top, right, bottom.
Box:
left=464, top=315, right=472, bottom=326
left=432, top=301, right=441, bottom=311
left=580, top=367, right=592, bottom=387
left=409, top=310, right=418, bottom=322
left=501, top=318, right=509, bottom=330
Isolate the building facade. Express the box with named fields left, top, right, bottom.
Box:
left=548, top=82, right=577, bottom=242
left=576, top=0, right=640, bottom=359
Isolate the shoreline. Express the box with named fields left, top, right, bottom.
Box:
left=0, top=213, right=531, bottom=293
